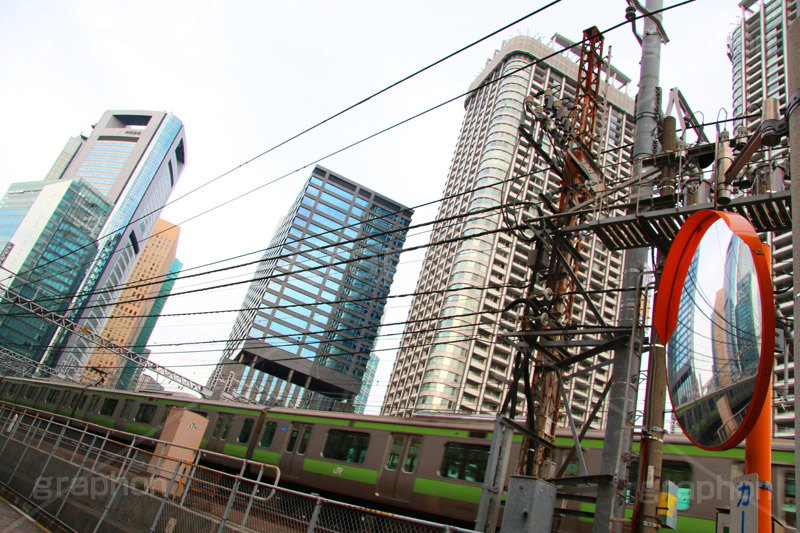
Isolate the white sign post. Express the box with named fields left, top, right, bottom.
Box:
left=730, top=473, right=758, bottom=533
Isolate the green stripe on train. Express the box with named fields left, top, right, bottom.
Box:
left=268, top=413, right=350, bottom=426
left=302, top=459, right=378, bottom=484
left=557, top=437, right=794, bottom=464
left=353, top=421, right=470, bottom=437
left=88, top=415, right=116, bottom=426
left=223, top=443, right=248, bottom=458
left=578, top=503, right=715, bottom=531
left=413, top=478, right=482, bottom=503
left=251, top=449, right=280, bottom=465
left=123, top=422, right=159, bottom=436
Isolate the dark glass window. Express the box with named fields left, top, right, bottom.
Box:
left=238, top=419, right=254, bottom=443
left=298, top=427, right=312, bottom=454
left=386, top=437, right=402, bottom=470
left=260, top=421, right=277, bottom=447
left=439, top=442, right=489, bottom=483
left=120, top=400, right=134, bottom=420
left=134, top=403, right=157, bottom=424
left=99, top=398, right=118, bottom=416
left=404, top=439, right=422, bottom=473
left=322, top=430, right=370, bottom=464
left=46, top=389, right=60, bottom=404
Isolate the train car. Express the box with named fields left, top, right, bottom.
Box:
left=0, top=376, right=794, bottom=531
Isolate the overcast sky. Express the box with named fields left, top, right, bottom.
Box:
left=0, top=0, right=744, bottom=412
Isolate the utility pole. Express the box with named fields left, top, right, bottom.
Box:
left=593, top=1, right=665, bottom=532
left=788, top=15, right=800, bottom=530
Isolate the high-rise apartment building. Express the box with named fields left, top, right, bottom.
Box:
left=728, top=0, right=796, bottom=436
left=211, top=166, right=412, bottom=412
left=0, top=179, right=111, bottom=362
left=381, top=36, right=635, bottom=429
left=82, top=218, right=181, bottom=388
left=43, top=111, right=187, bottom=373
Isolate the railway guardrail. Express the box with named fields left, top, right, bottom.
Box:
left=0, top=402, right=477, bottom=533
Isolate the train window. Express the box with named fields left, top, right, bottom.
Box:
left=322, top=430, right=370, bottom=464
left=45, top=390, right=59, bottom=404
left=386, top=437, right=403, bottom=470
left=784, top=473, right=796, bottom=527
left=99, top=399, right=118, bottom=417
left=61, top=392, right=71, bottom=407
left=628, top=460, right=693, bottom=511
left=404, top=438, right=422, bottom=473
left=8, top=384, right=17, bottom=396
left=297, top=427, right=312, bottom=455
left=134, top=403, right=157, bottom=424
left=87, top=396, right=100, bottom=413
left=439, top=442, right=489, bottom=483
left=213, top=415, right=232, bottom=440
left=120, top=400, right=134, bottom=420
left=260, top=422, right=277, bottom=447
left=286, top=426, right=300, bottom=452
left=238, top=419, right=254, bottom=443
left=661, top=461, right=693, bottom=510
left=78, top=395, right=88, bottom=411
left=160, top=405, right=176, bottom=425
left=212, top=416, right=225, bottom=438
left=220, top=417, right=232, bottom=440
left=25, top=387, right=37, bottom=400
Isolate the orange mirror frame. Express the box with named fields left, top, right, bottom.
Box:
left=652, top=209, right=775, bottom=450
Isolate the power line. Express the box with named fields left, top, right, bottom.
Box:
left=0, top=0, right=565, bottom=294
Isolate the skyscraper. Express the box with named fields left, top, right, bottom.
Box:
left=82, top=218, right=181, bottom=388
left=119, top=258, right=182, bottom=391
left=211, top=166, right=412, bottom=412
left=728, top=0, right=796, bottom=436
left=0, top=179, right=111, bottom=362
left=381, top=35, right=635, bottom=430
left=44, top=111, right=187, bottom=373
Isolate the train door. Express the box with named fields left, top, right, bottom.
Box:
left=207, top=413, right=235, bottom=454
left=376, top=434, right=422, bottom=502
left=278, top=423, right=313, bottom=479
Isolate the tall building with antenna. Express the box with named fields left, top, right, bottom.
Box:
left=381, top=35, right=635, bottom=431
left=210, top=166, right=412, bottom=413
left=44, top=110, right=187, bottom=373
left=728, top=0, right=797, bottom=437
left=0, top=111, right=186, bottom=375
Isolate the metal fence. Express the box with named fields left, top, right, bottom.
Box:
left=0, top=403, right=477, bottom=533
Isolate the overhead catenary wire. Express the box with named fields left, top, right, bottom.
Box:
left=0, top=0, right=566, bottom=294
left=1, top=0, right=708, bottom=390
left=14, top=140, right=659, bottom=316
left=4, top=0, right=694, bottom=304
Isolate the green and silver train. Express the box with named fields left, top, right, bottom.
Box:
left=0, top=376, right=794, bottom=531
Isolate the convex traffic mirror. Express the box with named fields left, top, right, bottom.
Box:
left=653, top=210, right=774, bottom=450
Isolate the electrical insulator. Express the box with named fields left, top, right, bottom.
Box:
left=715, top=130, right=733, bottom=205
left=761, top=98, right=781, bottom=146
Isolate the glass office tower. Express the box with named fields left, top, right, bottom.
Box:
left=45, top=111, right=187, bottom=373
left=0, top=179, right=111, bottom=362
left=211, top=166, right=412, bottom=412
